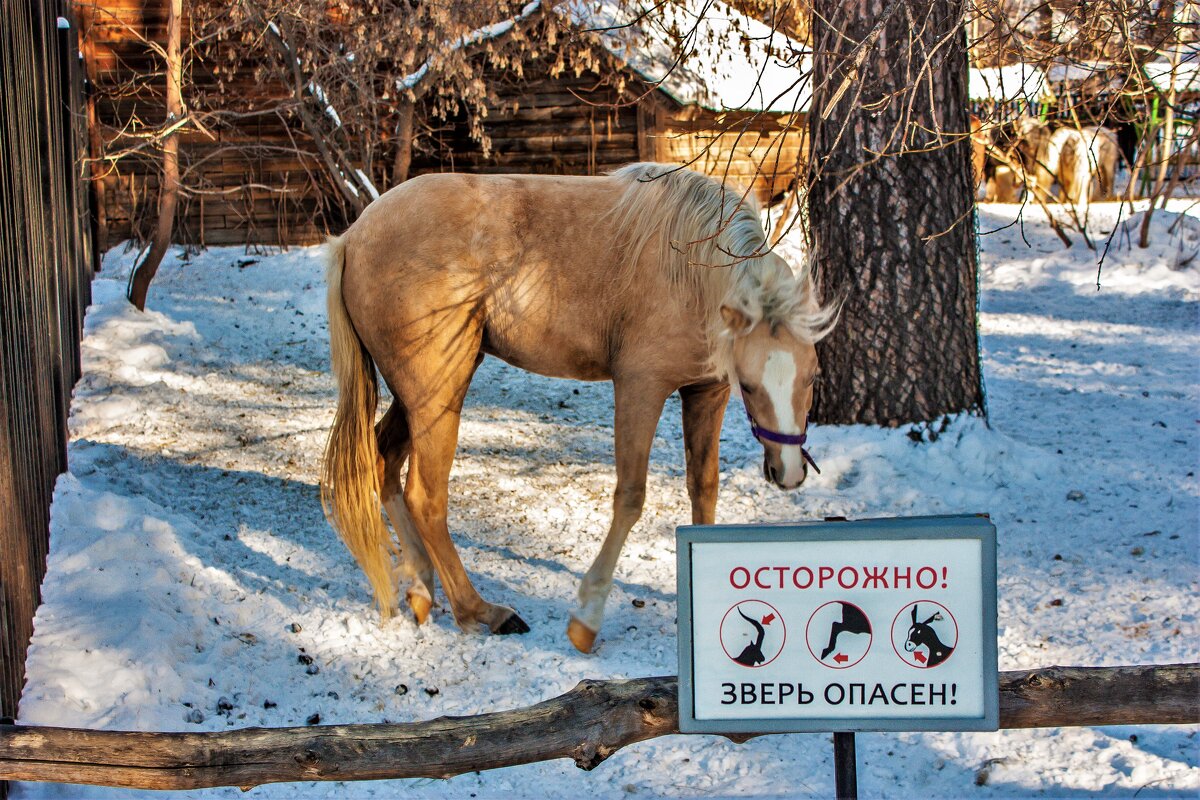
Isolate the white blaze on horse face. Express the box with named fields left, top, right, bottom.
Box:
left=762, top=348, right=804, bottom=485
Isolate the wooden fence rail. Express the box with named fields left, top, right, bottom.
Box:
left=1, top=663, right=1196, bottom=792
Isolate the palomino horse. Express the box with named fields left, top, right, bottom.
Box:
left=1014, top=118, right=1119, bottom=212
left=970, top=115, right=988, bottom=190
left=1081, top=125, right=1119, bottom=199
left=1014, top=118, right=1091, bottom=212
left=320, top=164, right=837, bottom=652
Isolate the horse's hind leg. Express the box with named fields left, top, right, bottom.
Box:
left=820, top=621, right=847, bottom=660
left=395, top=337, right=529, bottom=636
left=376, top=402, right=436, bottom=624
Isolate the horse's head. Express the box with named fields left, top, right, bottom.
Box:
left=720, top=304, right=820, bottom=490
left=905, top=604, right=942, bottom=652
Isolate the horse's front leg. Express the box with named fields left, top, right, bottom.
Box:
left=567, top=377, right=673, bottom=653
left=680, top=381, right=730, bottom=525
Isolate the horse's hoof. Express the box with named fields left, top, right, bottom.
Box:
left=567, top=617, right=597, bottom=653
left=407, top=591, right=432, bottom=626
left=493, top=613, right=530, bottom=635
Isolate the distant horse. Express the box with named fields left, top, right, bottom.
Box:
left=321, top=164, right=838, bottom=652
left=972, top=116, right=1019, bottom=201
left=970, top=115, right=988, bottom=190
left=1046, top=126, right=1093, bottom=211
left=1012, top=116, right=1053, bottom=186
left=1081, top=125, right=1119, bottom=199
left=1014, top=118, right=1118, bottom=213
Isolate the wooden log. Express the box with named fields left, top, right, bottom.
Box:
left=196, top=228, right=327, bottom=247
left=484, top=117, right=638, bottom=137
left=998, top=663, right=1199, bottom=728
left=492, top=105, right=631, bottom=123
left=0, top=665, right=1195, bottom=791
left=0, top=678, right=677, bottom=790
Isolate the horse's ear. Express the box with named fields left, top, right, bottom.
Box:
left=720, top=305, right=754, bottom=336
left=911, top=605, right=918, bottom=624
left=925, top=613, right=942, bottom=624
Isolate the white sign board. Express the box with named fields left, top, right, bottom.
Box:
left=677, top=515, right=998, bottom=733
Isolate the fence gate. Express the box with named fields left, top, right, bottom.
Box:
left=0, top=1, right=94, bottom=796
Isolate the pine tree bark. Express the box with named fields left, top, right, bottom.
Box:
left=126, top=0, right=182, bottom=311
left=807, top=0, right=984, bottom=426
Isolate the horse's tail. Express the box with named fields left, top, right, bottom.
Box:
left=320, top=235, right=398, bottom=618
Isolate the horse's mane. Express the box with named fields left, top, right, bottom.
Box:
left=608, top=163, right=837, bottom=379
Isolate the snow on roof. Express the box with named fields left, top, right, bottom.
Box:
left=397, top=1, right=543, bottom=92
left=1143, top=46, right=1200, bottom=94
left=571, top=0, right=810, bottom=114
left=1045, top=60, right=1115, bottom=84
left=969, top=63, right=1049, bottom=103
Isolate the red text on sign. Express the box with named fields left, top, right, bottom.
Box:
left=728, top=565, right=950, bottom=590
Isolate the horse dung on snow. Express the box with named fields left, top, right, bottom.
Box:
left=320, top=163, right=837, bottom=652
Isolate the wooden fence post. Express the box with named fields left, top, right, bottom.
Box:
left=0, top=4, right=93, bottom=797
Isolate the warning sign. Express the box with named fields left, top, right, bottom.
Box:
left=677, top=515, right=998, bottom=734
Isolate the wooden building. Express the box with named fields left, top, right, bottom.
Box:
left=80, top=1, right=808, bottom=248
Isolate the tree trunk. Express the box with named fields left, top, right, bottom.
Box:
left=126, top=0, right=182, bottom=311
left=392, top=98, right=414, bottom=186
left=1140, top=33, right=1184, bottom=248
left=807, top=0, right=984, bottom=426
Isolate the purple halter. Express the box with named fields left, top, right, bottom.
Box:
left=744, top=407, right=821, bottom=474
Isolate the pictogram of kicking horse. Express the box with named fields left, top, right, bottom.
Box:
left=819, top=601, right=871, bottom=663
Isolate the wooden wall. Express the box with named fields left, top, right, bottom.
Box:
left=641, top=97, right=808, bottom=205
left=80, top=0, right=647, bottom=246
left=79, top=0, right=335, bottom=248
left=80, top=0, right=805, bottom=248
left=416, top=68, right=641, bottom=177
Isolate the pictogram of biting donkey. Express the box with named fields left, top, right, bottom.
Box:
left=733, top=608, right=767, bottom=666
left=905, top=603, right=955, bottom=666
left=819, top=601, right=871, bottom=661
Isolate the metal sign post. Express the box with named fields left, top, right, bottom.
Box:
left=676, top=514, right=999, bottom=796
left=833, top=731, right=857, bottom=800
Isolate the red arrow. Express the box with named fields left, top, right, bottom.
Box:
left=914, top=651, right=927, bottom=664
left=833, top=653, right=848, bottom=664
left=761, top=614, right=775, bottom=625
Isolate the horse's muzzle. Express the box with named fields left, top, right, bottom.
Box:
left=764, top=457, right=807, bottom=490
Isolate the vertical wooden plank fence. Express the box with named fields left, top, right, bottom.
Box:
left=0, top=0, right=94, bottom=795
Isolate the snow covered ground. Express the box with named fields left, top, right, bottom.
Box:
left=13, top=201, right=1200, bottom=798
